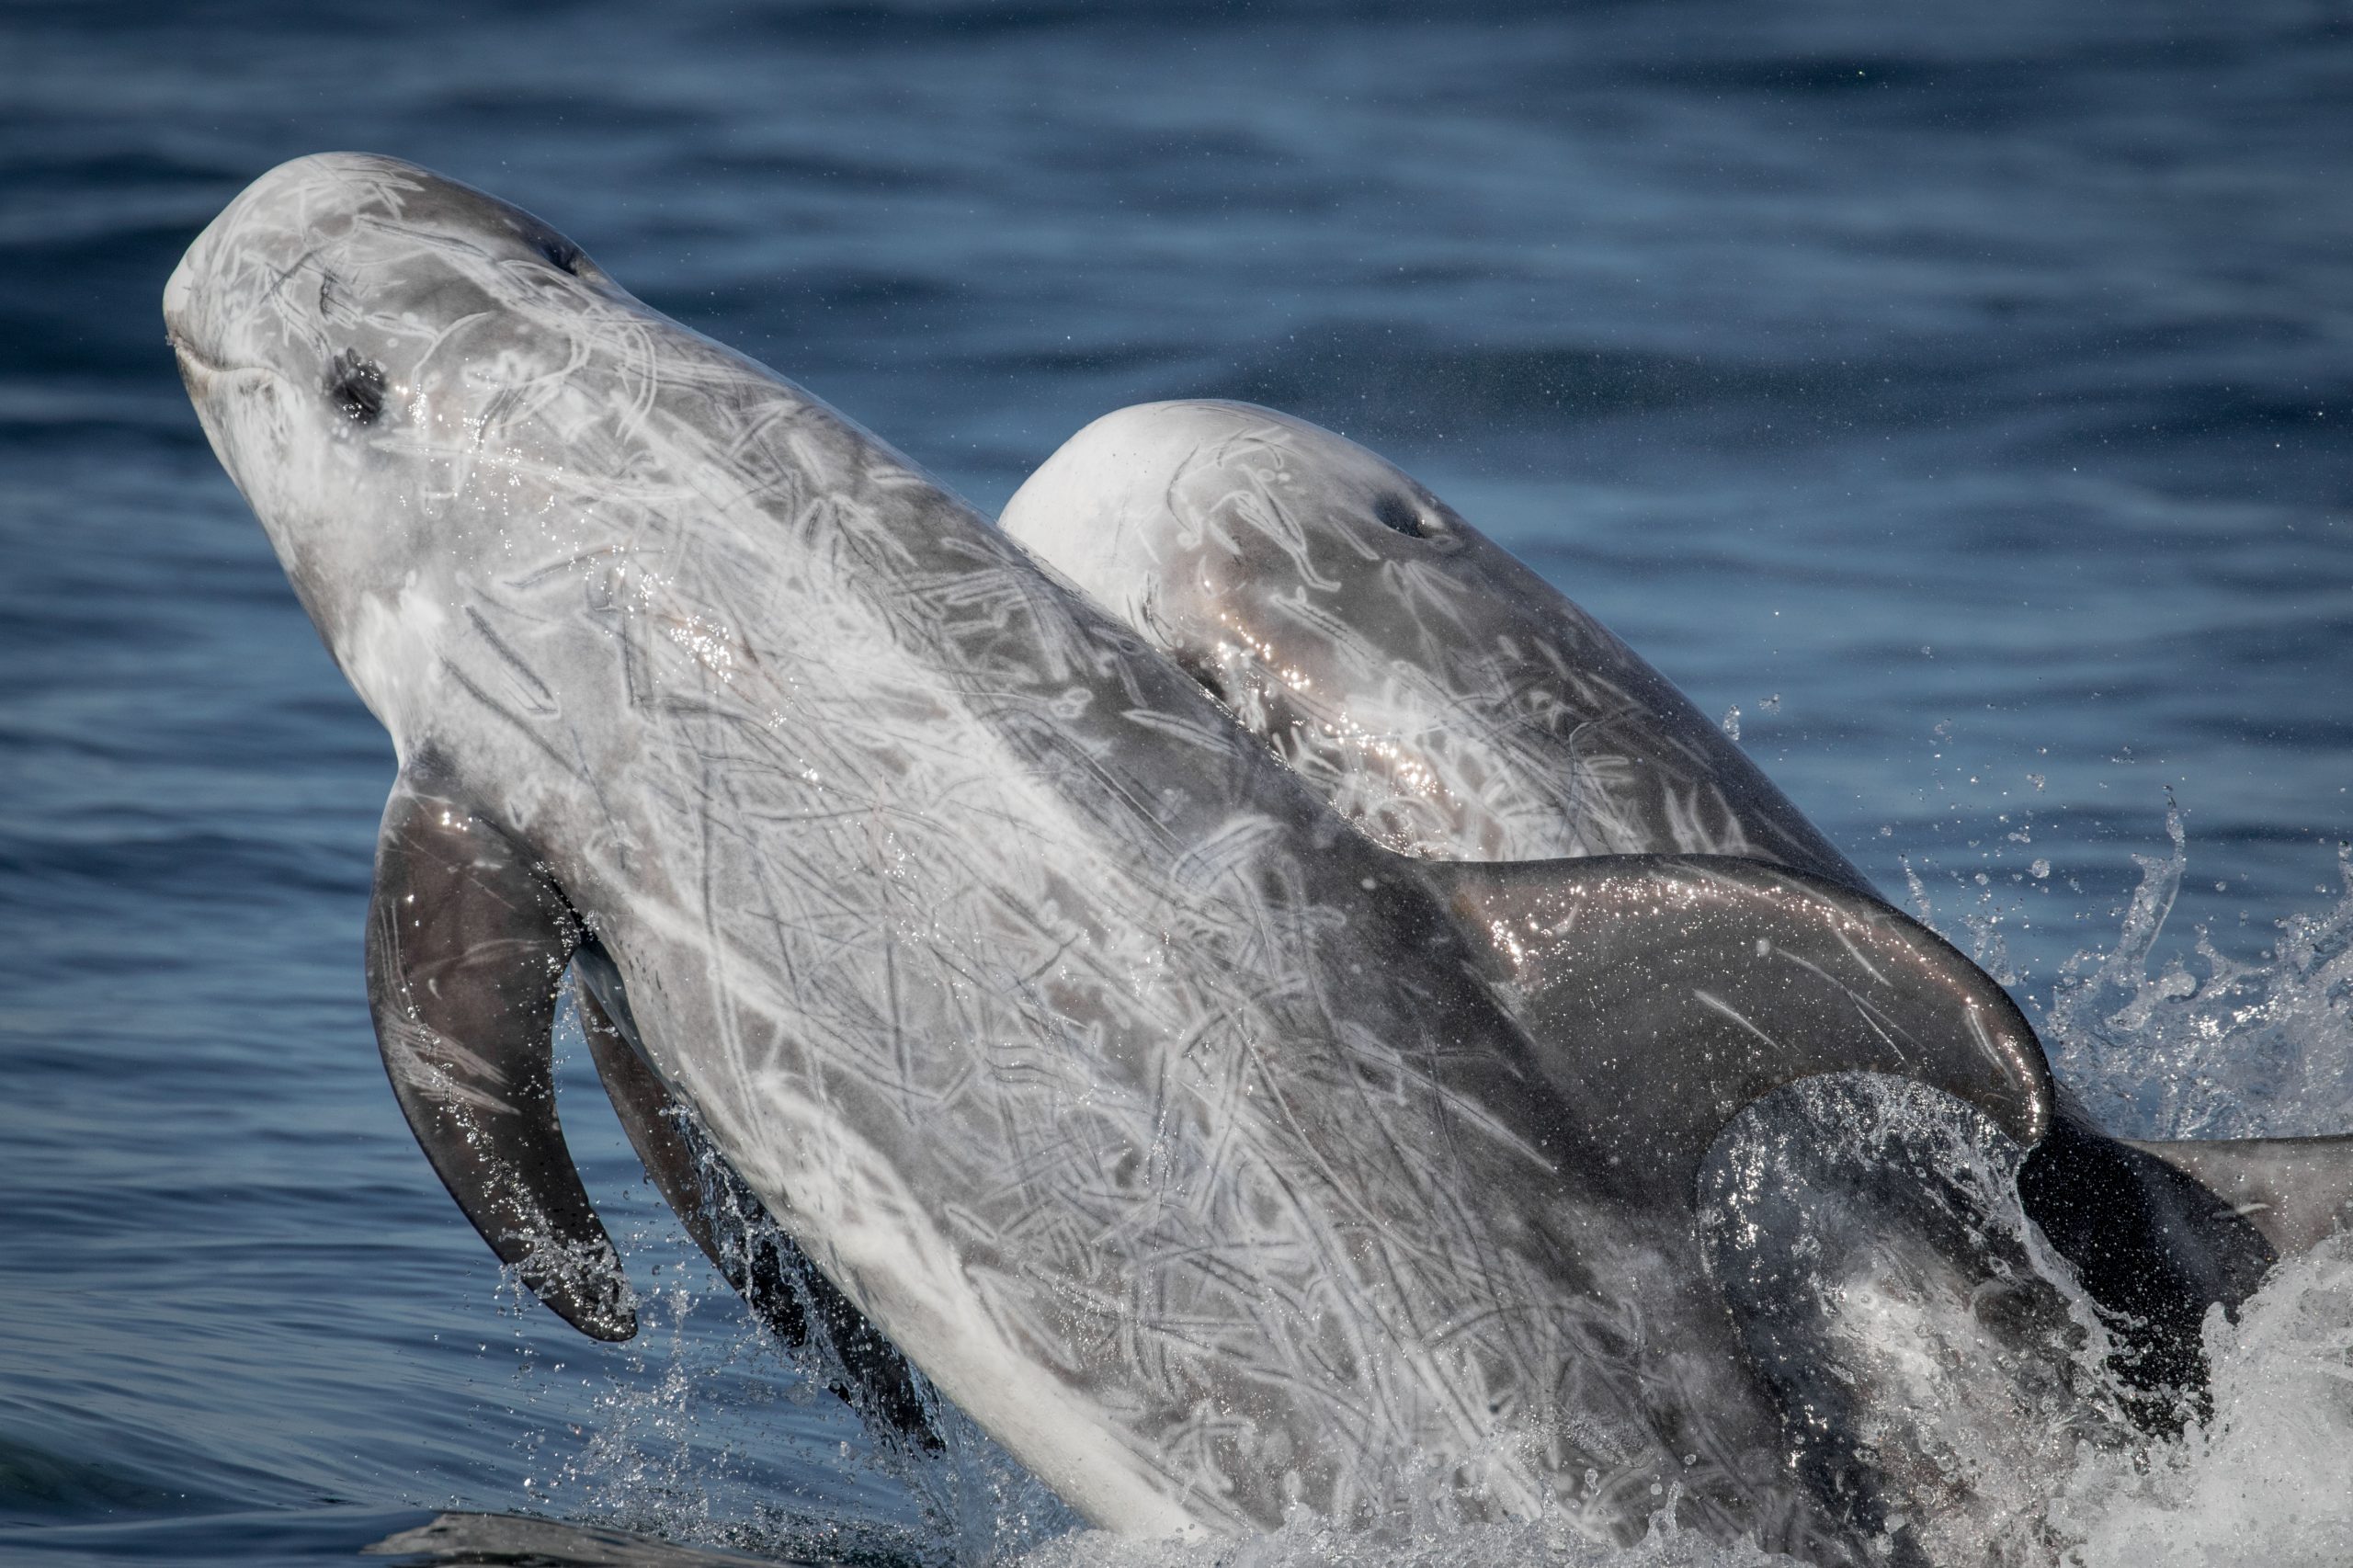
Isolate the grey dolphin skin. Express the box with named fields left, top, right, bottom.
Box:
left=1000, top=399, right=2353, bottom=1533
left=167, top=153, right=1998, bottom=1561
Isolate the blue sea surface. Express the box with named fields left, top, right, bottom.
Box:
left=2, top=3, right=2348, bottom=1563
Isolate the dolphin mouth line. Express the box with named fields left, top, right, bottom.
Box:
left=168, top=332, right=286, bottom=393
left=166, top=330, right=253, bottom=379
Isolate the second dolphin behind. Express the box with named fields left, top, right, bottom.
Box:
left=1001, top=398, right=2353, bottom=1553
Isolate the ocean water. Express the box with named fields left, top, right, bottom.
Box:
left=2, top=2, right=2348, bottom=1564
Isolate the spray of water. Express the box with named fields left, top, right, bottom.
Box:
left=2042, top=807, right=2353, bottom=1141
left=2054, top=1233, right=2353, bottom=1566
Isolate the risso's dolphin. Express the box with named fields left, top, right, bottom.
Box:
left=165, top=153, right=2076, bottom=1562
left=1002, top=398, right=2353, bottom=1552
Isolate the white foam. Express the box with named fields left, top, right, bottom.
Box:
left=2055, top=1235, right=2353, bottom=1566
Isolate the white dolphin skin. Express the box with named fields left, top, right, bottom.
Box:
left=1000, top=400, right=1865, bottom=885
left=162, top=153, right=1901, bottom=1554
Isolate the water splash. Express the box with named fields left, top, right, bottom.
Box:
left=510, top=1215, right=1079, bottom=1562
left=2054, top=1234, right=2353, bottom=1566
left=494, top=1132, right=1072, bottom=1562
left=2045, top=805, right=2353, bottom=1140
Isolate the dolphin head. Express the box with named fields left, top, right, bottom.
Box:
left=1002, top=400, right=1552, bottom=858
left=1004, top=400, right=1872, bottom=882
left=165, top=153, right=636, bottom=733
left=1001, top=400, right=1472, bottom=672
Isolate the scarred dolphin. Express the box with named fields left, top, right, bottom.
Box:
left=172, top=156, right=2142, bottom=1563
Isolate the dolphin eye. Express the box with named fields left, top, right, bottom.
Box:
left=538, top=237, right=585, bottom=276
left=1370, top=492, right=1427, bottom=540
left=324, top=348, right=386, bottom=426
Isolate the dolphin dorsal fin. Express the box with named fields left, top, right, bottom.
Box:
left=2122, top=1134, right=2353, bottom=1259
left=1412, top=853, right=2057, bottom=1184
left=366, top=769, right=635, bottom=1341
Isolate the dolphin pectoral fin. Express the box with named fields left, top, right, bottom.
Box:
left=2120, top=1132, right=2353, bottom=1260
left=366, top=774, right=635, bottom=1342
left=1413, top=853, right=2055, bottom=1180
left=572, top=963, right=941, bottom=1447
